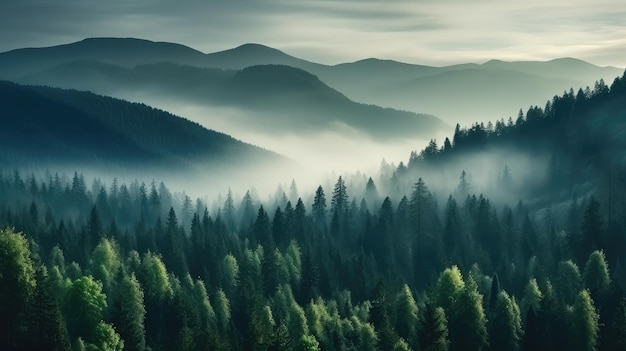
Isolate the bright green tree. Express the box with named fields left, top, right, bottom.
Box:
left=520, top=278, right=542, bottom=319
left=0, top=228, right=36, bottom=347
left=572, top=289, right=599, bottom=351
left=64, top=276, right=107, bottom=343
left=395, top=284, right=419, bottom=348
left=434, top=266, right=465, bottom=313
left=453, top=276, right=488, bottom=351
left=583, top=250, right=610, bottom=300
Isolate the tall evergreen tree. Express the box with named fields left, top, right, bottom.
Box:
left=420, top=302, right=450, bottom=351
left=312, top=186, right=327, bottom=227
left=111, top=273, right=146, bottom=351
left=331, top=176, right=349, bottom=216
left=572, top=289, right=600, bottom=351
left=489, top=291, right=522, bottom=351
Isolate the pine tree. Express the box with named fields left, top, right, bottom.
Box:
left=395, top=284, right=419, bottom=348
left=111, top=273, right=146, bottom=351
left=583, top=250, right=611, bottom=300
left=26, top=265, right=71, bottom=351
left=579, top=196, right=603, bottom=264
left=223, top=187, right=236, bottom=232
left=452, top=276, right=488, bottom=351
left=331, top=176, right=349, bottom=216
left=489, top=291, right=522, bottom=351
left=572, top=289, right=599, bottom=351
left=0, top=228, right=36, bottom=348
left=312, top=186, right=327, bottom=227
left=420, top=302, right=450, bottom=351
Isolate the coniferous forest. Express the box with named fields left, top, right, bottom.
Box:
left=2, top=69, right=626, bottom=351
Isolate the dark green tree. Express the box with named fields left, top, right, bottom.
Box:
left=111, top=273, right=146, bottom=351
left=420, top=302, right=450, bottom=351
left=331, top=176, right=349, bottom=216
left=488, top=291, right=522, bottom=351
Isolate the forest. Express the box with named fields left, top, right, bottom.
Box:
left=1, top=72, right=626, bottom=351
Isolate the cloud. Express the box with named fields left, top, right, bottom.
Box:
left=0, top=0, right=624, bottom=67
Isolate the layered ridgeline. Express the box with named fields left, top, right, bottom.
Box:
left=13, top=62, right=445, bottom=140
left=0, top=38, right=446, bottom=141
left=0, top=81, right=286, bottom=179
left=1, top=37, right=622, bottom=126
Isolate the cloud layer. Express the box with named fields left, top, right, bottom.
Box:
left=1, top=0, right=624, bottom=66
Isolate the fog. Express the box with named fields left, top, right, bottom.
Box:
left=71, top=89, right=560, bottom=214
left=115, top=91, right=443, bottom=188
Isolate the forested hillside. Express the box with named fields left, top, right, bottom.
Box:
left=2, top=71, right=626, bottom=351
left=15, top=62, right=446, bottom=140
left=0, top=81, right=284, bottom=174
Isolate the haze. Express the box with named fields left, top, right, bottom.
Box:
left=1, top=0, right=624, bottom=67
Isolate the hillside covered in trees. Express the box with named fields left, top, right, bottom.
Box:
left=0, top=81, right=285, bottom=176
left=2, top=71, right=626, bottom=351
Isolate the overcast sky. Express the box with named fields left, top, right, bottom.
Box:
left=1, top=0, right=624, bottom=67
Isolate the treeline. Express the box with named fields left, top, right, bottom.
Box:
left=0, top=80, right=281, bottom=171
left=408, top=71, right=626, bottom=185
left=1, top=166, right=626, bottom=351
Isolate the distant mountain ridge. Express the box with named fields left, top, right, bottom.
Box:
left=14, top=60, right=446, bottom=140
left=1, top=37, right=623, bottom=127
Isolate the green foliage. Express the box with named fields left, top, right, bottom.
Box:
left=393, top=338, right=412, bottom=351
left=395, top=284, right=419, bottom=348
left=26, top=265, right=72, bottom=351
left=64, top=275, right=107, bottom=342
left=434, top=266, right=465, bottom=313
left=556, top=260, right=582, bottom=305
left=91, top=321, right=124, bottom=351
left=520, top=278, right=542, bottom=318
left=89, top=238, right=122, bottom=294
left=583, top=250, right=610, bottom=299
left=138, top=251, right=173, bottom=302
left=111, top=273, right=146, bottom=351
left=214, top=289, right=231, bottom=334
left=0, top=228, right=36, bottom=346
left=452, top=276, right=488, bottom=351
left=252, top=304, right=276, bottom=348
left=572, top=289, right=599, bottom=351
left=222, top=253, right=239, bottom=290
left=419, top=303, right=450, bottom=351
left=489, top=291, right=522, bottom=351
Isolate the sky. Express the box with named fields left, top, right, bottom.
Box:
left=1, top=0, right=625, bottom=67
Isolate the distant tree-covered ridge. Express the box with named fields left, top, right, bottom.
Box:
left=12, top=61, right=447, bottom=140
left=0, top=80, right=285, bottom=173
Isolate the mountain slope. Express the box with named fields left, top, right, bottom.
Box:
left=0, top=81, right=285, bottom=173
left=402, top=70, right=626, bottom=202
left=2, top=37, right=622, bottom=127
left=17, top=62, right=447, bottom=140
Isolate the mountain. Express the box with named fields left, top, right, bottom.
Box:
left=1, top=37, right=622, bottom=127
left=16, top=61, right=446, bottom=140
left=204, top=43, right=323, bottom=72
left=334, top=57, right=624, bottom=124
left=0, top=38, right=208, bottom=79
left=0, top=81, right=286, bottom=176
